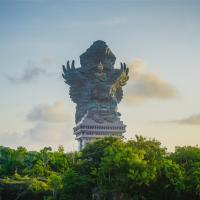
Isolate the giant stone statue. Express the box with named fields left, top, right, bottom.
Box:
left=62, top=40, right=129, bottom=149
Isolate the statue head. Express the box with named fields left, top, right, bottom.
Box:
left=80, top=40, right=116, bottom=69
left=97, top=61, right=104, bottom=73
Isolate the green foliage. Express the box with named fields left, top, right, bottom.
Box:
left=170, top=146, right=200, bottom=199
left=97, top=139, right=154, bottom=197
left=29, top=178, right=49, bottom=192
left=170, top=146, right=200, bottom=169
left=1, top=136, right=200, bottom=200
left=0, top=146, right=28, bottom=176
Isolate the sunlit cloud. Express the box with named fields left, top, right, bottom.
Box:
left=124, top=60, right=179, bottom=104
left=27, top=101, right=73, bottom=123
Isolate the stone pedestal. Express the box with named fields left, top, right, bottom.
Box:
left=73, top=114, right=126, bottom=150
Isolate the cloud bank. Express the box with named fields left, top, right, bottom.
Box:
left=25, top=123, right=74, bottom=146
left=0, top=123, right=76, bottom=151
left=0, top=101, right=75, bottom=151
left=124, top=60, right=178, bottom=104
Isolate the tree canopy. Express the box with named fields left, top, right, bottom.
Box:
left=0, top=136, right=200, bottom=200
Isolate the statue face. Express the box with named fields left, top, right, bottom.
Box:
left=97, top=63, right=104, bottom=73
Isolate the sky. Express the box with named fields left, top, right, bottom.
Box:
left=0, top=0, right=200, bottom=152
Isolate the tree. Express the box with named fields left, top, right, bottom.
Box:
left=49, top=150, right=70, bottom=174
left=47, top=173, right=62, bottom=200
left=148, top=159, right=185, bottom=200
left=96, top=139, right=157, bottom=199
left=61, top=169, right=91, bottom=200
left=0, top=146, right=26, bottom=176
left=171, top=146, right=200, bottom=199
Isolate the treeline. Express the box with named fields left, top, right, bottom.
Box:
left=0, top=136, right=200, bottom=200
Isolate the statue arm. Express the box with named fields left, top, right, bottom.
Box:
left=109, top=63, right=129, bottom=101
left=62, top=60, right=75, bottom=85
left=62, top=60, right=85, bottom=85
left=62, top=60, right=86, bottom=103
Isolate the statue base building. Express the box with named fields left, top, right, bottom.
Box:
left=73, top=113, right=126, bottom=150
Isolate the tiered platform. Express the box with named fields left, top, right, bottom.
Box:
left=73, top=114, right=126, bottom=150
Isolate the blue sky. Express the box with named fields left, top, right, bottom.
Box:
left=0, top=0, right=200, bottom=151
